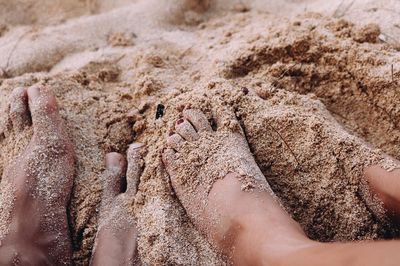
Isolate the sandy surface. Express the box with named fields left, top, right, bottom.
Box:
left=1, top=0, right=400, bottom=265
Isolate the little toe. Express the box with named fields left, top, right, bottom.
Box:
left=27, top=85, right=62, bottom=135
left=183, top=109, right=212, bottom=132
left=167, top=133, right=185, bottom=150
left=175, top=118, right=199, bottom=141
left=126, top=143, right=145, bottom=196
left=101, top=152, right=127, bottom=206
left=9, top=87, right=30, bottom=131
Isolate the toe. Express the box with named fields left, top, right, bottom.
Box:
left=9, top=87, right=30, bottom=131
left=162, top=148, right=177, bottom=173
left=214, top=109, right=243, bottom=133
left=183, top=109, right=212, bottom=132
left=27, top=85, right=62, bottom=134
left=101, top=152, right=127, bottom=206
left=126, top=143, right=145, bottom=196
left=162, top=148, right=182, bottom=191
left=167, top=133, right=185, bottom=150
left=175, top=118, right=199, bottom=141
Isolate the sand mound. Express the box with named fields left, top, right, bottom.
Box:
left=1, top=0, right=400, bottom=265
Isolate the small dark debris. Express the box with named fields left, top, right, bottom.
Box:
left=241, top=87, right=249, bottom=95
left=210, top=118, right=218, bottom=131
left=156, top=104, right=165, bottom=119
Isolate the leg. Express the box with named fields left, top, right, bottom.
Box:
left=280, top=240, right=400, bottom=266
left=162, top=109, right=400, bottom=266
left=90, top=143, right=144, bottom=266
left=0, top=86, right=75, bottom=264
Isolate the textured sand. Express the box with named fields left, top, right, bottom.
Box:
left=1, top=0, right=400, bottom=265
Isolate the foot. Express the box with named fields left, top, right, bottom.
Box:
left=0, top=86, right=75, bottom=264
left=364, top=165, right=400, bottom=223
left=162, top=109, right=315, bottom=265
left=90, top=144, right=144, bottom=266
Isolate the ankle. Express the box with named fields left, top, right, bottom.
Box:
left=207, top=174, right=313, bottom=264
left=258, top=237, right=318, bottom=266
left=229, top=213, right=313, bottom=265
left=2, top=210, right=71, bottom=264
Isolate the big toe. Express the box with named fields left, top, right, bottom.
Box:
left=162, top=148, right=176, bottom=174
left=175, top=118, right=199, bottom=141
left=101, top=152, right=127, bottom=207
left=183, top=109, right=212, bottom=133
left=27, top=85, right=63, bottom=136
left=9, top=87, right=30, bottom=132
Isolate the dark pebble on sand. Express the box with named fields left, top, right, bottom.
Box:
left=156, top=104, right=165, bottom=119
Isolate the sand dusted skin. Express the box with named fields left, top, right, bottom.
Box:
left=160, top=109, right=400, bottom=266
left=1, top=0, right=400, bottom=265
left=90, top=145, right=145, bottom=266
left=164, top=108, right=271, bottom=194
left=0, top=86, right=75, bottom=264
left=162, top=109, right=273, bottom=243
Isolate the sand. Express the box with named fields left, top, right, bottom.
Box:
left=1, top=0, right=400, bottom=265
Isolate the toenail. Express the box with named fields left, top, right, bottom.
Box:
left=13, top=87, right=26, bottom=95
left=28, top=86, right=41, bottom=100
left=106, top=153, right=123, bottom=168
left=176, top=119, right=184, bottom=125
left=130, top=142, right=144, bottom=150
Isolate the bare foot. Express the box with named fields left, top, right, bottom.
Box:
left=162, top=109, right=314, bottom=264
left=0, top=86, right=75, bottom=264
left=90, top=143, right=144, bottom=266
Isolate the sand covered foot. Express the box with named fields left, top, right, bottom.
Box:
left=0, top=86, right=75, bottom=264
left=90, top=144, right=144, bottom=266
left=162, top=109, right=313, bottom=264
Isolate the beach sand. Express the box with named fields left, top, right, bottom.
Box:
left=1, top=0, right=400, bottom=264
